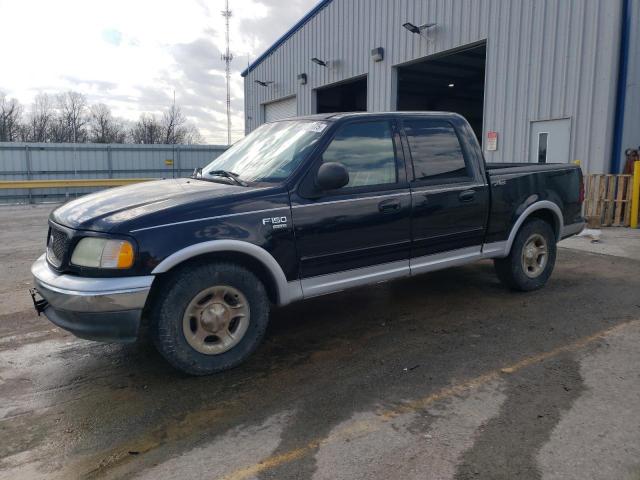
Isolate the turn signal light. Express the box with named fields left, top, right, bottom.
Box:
left=71, top=238, right=135, bottom=269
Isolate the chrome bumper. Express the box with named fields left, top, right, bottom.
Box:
left=31, top=254, right=154, bottom=342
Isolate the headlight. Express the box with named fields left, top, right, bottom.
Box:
left=70, top=238, right=134, bottom=269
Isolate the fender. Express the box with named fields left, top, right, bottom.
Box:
left=506, top=200, right=563, bottom=254
left=151, top=240, right=303, bottom=306
left=485, top=200, right=563, bottom=259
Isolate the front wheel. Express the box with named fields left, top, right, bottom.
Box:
left=494, top=218, right=557, bottom=291
left=150, top=262, right=270, bottom=375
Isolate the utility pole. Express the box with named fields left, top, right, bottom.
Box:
left=245, top=53, right=252, bottom=129
left=221, top=0, right=233, bottom=145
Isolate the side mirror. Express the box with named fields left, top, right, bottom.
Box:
left=316, top=162, right=349, bottom=191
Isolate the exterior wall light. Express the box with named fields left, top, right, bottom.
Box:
left=254, top=80, right=274, bottom=87
left=297, top=73, right=307, bottom=85
left=402, top=22, right=437, bottom=34
left=311, top=57, right=327, bottom=67
left=371, top=47, right=384, bottom=62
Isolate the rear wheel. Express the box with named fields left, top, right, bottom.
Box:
left=150, top=262, right=270, bottom=375
left=494, top=218, right=557, bottom=291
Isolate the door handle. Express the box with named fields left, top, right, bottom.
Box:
left=378, top=198, right=401, bottom=213
left=458, top=189, right=476, bottom=202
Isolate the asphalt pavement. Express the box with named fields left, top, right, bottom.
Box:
left=1, top=204, right=639, bottom=480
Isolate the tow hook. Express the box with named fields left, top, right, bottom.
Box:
left=29, top=288, right=48, bottom=316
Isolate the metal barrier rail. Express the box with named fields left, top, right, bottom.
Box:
left=0, top=178, right=152, bottom=189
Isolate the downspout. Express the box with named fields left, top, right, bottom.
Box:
left=611, top=0, right=631, bottom=173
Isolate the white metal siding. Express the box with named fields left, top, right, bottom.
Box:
left=621, top=0, right=640, bottom=169
left=244, top=0, right=624, bottom=173
left=264, top=96, right=298, bottom=122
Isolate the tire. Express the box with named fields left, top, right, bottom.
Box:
left=150, top=261, right=270, bottom=375
left=494, top=218, right=557, bottom=292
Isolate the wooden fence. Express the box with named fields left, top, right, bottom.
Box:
left=583, top=174, right=635, bottom=227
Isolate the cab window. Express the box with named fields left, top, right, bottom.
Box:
left=321, top=121, right=397, bottom=188
left=404, top=120, right=472, bottom=183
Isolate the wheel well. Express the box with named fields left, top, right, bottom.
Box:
left=526, top=209, right=560, bottom=239
left=152, top=251, right=280, bottom=305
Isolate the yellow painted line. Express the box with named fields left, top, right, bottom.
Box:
left=218, top=319, right=639, bottom=480
left=0, top=178, right=153, bottom=189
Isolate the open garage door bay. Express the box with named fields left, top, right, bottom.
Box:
left=316, top=76, right=367, bottom=114
left=397, top=43, right=486, bottom=144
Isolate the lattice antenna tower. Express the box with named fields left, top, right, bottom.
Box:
left=221, top=0, right=233, bottom=145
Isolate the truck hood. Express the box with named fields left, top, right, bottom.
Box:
left=51, top=178, right=253, bottom=232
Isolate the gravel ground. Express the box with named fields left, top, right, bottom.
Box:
left=0, top=204, right=639, bottom=480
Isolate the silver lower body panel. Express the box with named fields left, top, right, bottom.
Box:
left=31, top=255, right=153, bottom=342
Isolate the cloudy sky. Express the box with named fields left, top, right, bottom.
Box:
left=0, top=0, right=318, bottom=143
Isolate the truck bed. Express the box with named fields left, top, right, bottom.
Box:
left=482, top=162, right=584, bottom=245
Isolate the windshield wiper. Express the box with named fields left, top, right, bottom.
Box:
left=208, top=169, right=248, bottom=187
left=190, top=167, right=235, bottom=185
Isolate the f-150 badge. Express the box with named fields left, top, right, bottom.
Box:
left=262, top=216, right=288, bottom=229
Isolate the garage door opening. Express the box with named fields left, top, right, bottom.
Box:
left=316, top=76, right=367, bottom=114
left=397, top=43, right=486, bottom=143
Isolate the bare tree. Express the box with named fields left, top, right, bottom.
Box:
left=131, top=113, right=163, bottom=144
left=25, top=93, right=53, bottom=142
left=182, top=124, right=203, bottom=145
left=18, top=123, right=34, bottom=142
left=47, top=115, right=68, bottom=143
left=0, top=92, right=24, bottom=142
left=0, top=89, right=204, bottom=145
left=89, top=103, right=127, bottom=143
left=160, top=104, right=203, bottom=144
left=56, top=91, right=88, bottom=143
left=161, top=103, right=187, bottom=144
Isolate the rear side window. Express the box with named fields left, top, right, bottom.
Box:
left=404, top=120, right=471, bottom=183
left=321, top=121, right=397, bottom=188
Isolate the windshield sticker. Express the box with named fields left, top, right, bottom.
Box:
left=304, top=122, right=328, bottom=133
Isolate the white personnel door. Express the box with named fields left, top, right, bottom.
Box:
left=264, top=96, right=297, bottom=123
left=529, top=119, right=571, bottom=164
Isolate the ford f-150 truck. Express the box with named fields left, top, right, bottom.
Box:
left=31, top=112, right=585, bottom=375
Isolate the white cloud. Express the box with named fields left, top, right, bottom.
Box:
left=0, top=0, right=318, bottom=143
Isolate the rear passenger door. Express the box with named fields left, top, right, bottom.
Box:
left=401, top=117, right=489, bottom=265
left=291, top=119, right=411, bottom=295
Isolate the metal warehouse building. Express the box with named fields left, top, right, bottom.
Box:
left=242, top=0, right=639, bottom=174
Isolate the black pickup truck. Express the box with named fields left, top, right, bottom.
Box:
left=31, top=112, right=585, bottom=375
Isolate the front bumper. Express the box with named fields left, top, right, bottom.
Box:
left=31, top=254, right=154, bottom=342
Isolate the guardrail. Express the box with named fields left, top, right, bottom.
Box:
left=0, top=179, right=152, bottom=189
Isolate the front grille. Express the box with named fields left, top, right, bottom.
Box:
left=47, top=226, right=70, bottom=267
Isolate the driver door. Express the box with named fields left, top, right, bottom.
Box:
left=290, top=119, right=412, bottom=297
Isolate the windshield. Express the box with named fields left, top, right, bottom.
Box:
left=202, top=120, right=328, bottom=183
